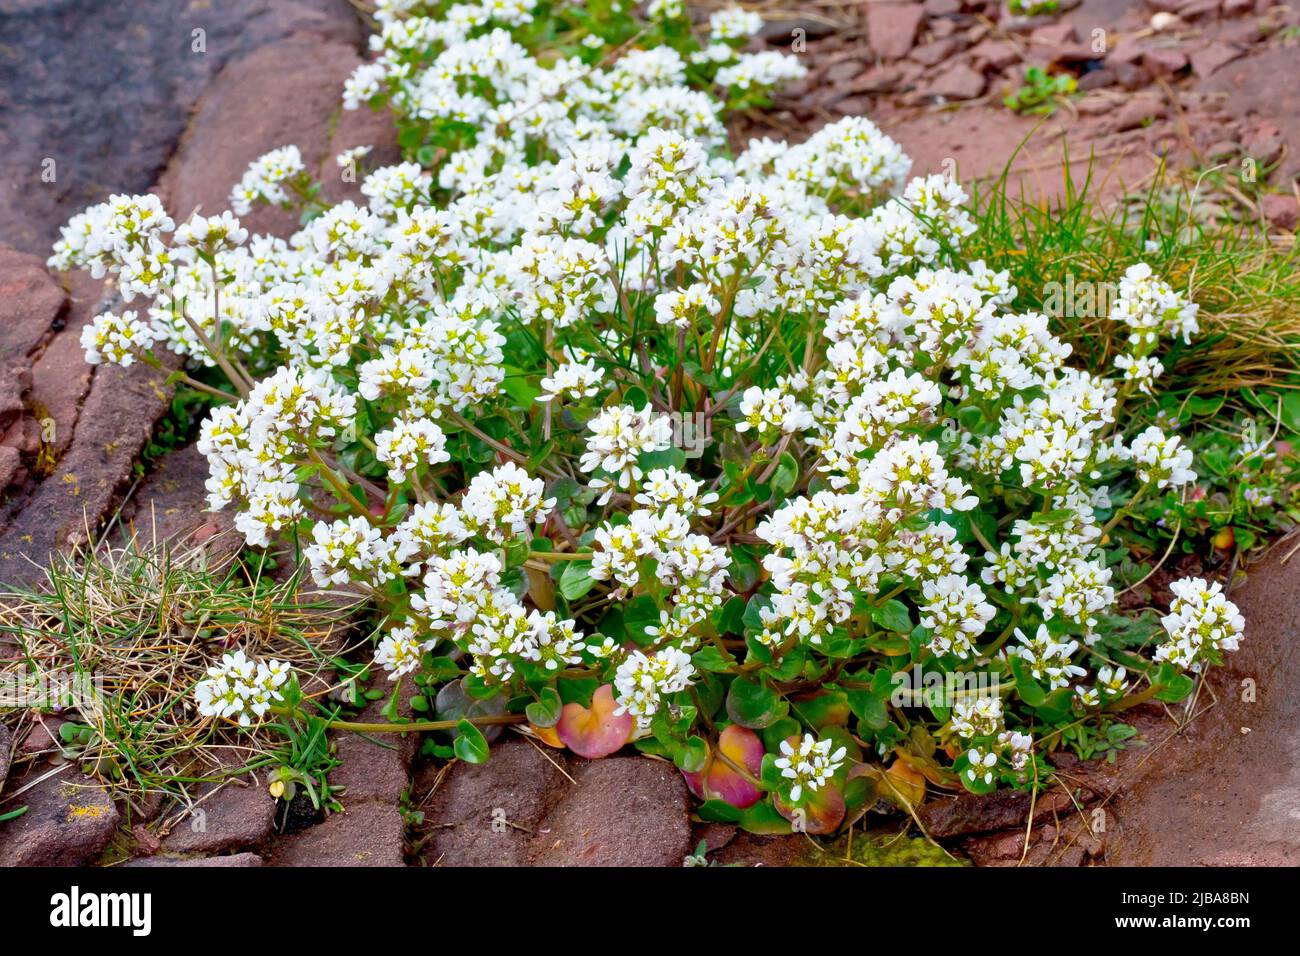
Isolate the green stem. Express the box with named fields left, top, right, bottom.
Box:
left=1105, top=680, right=1163, bottom=713
left=316, top=713, right=527, bottom=734
left=1101, top=484, right=1147, bottom=538
left=307, top=448, right=373, bottom=519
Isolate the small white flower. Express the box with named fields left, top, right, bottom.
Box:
left=773, top=733, right=846, bottom=803
left=965, top=747, right=998, bottom=785
left=195, top=650, right=292, bottom=726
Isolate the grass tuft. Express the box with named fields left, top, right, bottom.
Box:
left=963, top=156, right=1300, bottom=395
left=0, top=535, right=356, bottom=811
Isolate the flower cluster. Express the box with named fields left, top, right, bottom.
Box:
left=49, top=0, right=1248, bottom=824
left=1156, top=577, right=1246, bottom=673
left=774, top=734, right=847, bottom=803
left=613, top=647, right=696, bottom=728
left=194, top=650, right=290, bottom=726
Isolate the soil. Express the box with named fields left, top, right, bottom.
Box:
left=1102, top=535, right=1300, bottom=865
left=2, top=0, right=1300, bottom=866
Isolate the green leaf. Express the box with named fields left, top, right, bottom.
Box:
left=622, top=593, right=661, bottom=644
left=453, top=719, right=490, bottom=764
left=737, top=798, right=792, bottom=835
left=871, top=599, right=913, bottom=635
left=770, top=452, right=798, bottom=499
left=1280, top=390, right=1300, bottom=434
left=1154, top=664, right=1195, bottom=702
left=558, top=560, right=596, bottom=601
left=714, top=596, right=746, bottom=637
left=502, top=368, right=540, bottom=406
left=726, top=547, right=762, bottom=593
left=1034, top=687, right=1074, bottom=723
left=742, top=595, right=771, bottom=632
left=1010, top=657, right=1047, bottom=707
left=525, top=686, right=563, bottom=728
left=639, top=447, right=686, bottom=472
left=424, top=655, right=461, bottom=681
left=845, top=688, right=890, bottom=731
left=761, top=716, right=801, bottom=752
left=726, top=677, right=787, bottom=729
left=792, top=690, right=850, bottom=730
left=695, top=798, right=744, bottom=823
left=557, top=676, right=599, bottom=706
left=676, top=735, right=710, bottom=773
left=692, top=645, right=735, bottom=673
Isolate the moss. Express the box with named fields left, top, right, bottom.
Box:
left=795, top=832, right=968, bottom=867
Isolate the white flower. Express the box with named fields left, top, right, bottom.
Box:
left=654, top=283, right=719, bottom=329
left=579, top=404, right=674, bottom=502
left=736, top=384, right=815, bottom=444
left=374, top=625, right=437, bottom=680
left=633, top=466, right=720, bottom=517
left=1096, top=665, right=1129, bottom=697
left=460, top=461, right=555, bottom=542
left=1155, top=577, right=1245, bottom=673
left=81, top=310, right=156, bottom=366
left=1130, top=426, right=1196, bottom=489
left=965, top=746, right=998, bottom=785
left=612, top=647, right=696, bottom=728
left=174, top=211, right=248, bottom=251
left=195, top=650, right=291, bottom=727
left=774, top=733, right=846, bottom=803
left=998, top=730, right=1033, bottom=770
left=304, top=516, right=394, bottom=588
left=1114, top=353, right=1164, bottom=394
left=1008, top=625, right=1087, bottom=690
left=375, top=417, right=449, bottom=483
left=716, top=51, right=806, bottom=93
left=538, top=359, right=605, bottom=402
left=230, top=145, right=306, bottom=215
left=919, top=574, right=996, bottom=659
left=709, top=6, right=764, bottom=41
left=1111, top=262, right=1199, bottom=345
left=951, top=696, right=1003, bottom=739
left=362, top=162, right=429, bottom=216
left=336, top=144, right=373, bottom=168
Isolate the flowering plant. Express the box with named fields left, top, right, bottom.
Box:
left=51, top=1, right=1245, bottom=835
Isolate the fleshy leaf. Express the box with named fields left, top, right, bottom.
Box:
left=529, top=723, right=564, bottom=748
left=775, top=783, right=846, bottom=834
left=683, top=724, right=765, bottom=809
left=884, top=757, right=927, bottom=809
left=556, top=683, right=633, bottom=758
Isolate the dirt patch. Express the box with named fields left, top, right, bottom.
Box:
left=739, top=0, right=1300, bottom=203
left=1102, top=538, right=1300, bottom=865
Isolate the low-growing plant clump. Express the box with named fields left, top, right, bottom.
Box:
left=35, top=0, right=1257, bottom=837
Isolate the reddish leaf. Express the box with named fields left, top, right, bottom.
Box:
left=684, top=725, right=765, bottom=809
left=556, top=684, right=633, bottom=758
left=775, top=783, right=846, bottom=834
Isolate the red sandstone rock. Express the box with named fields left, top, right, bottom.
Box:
left=867, top=3, right=927, bottom=60
left=0, top=768, right=120, bottom=866
left=269, top=802, right=406, bottom=867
